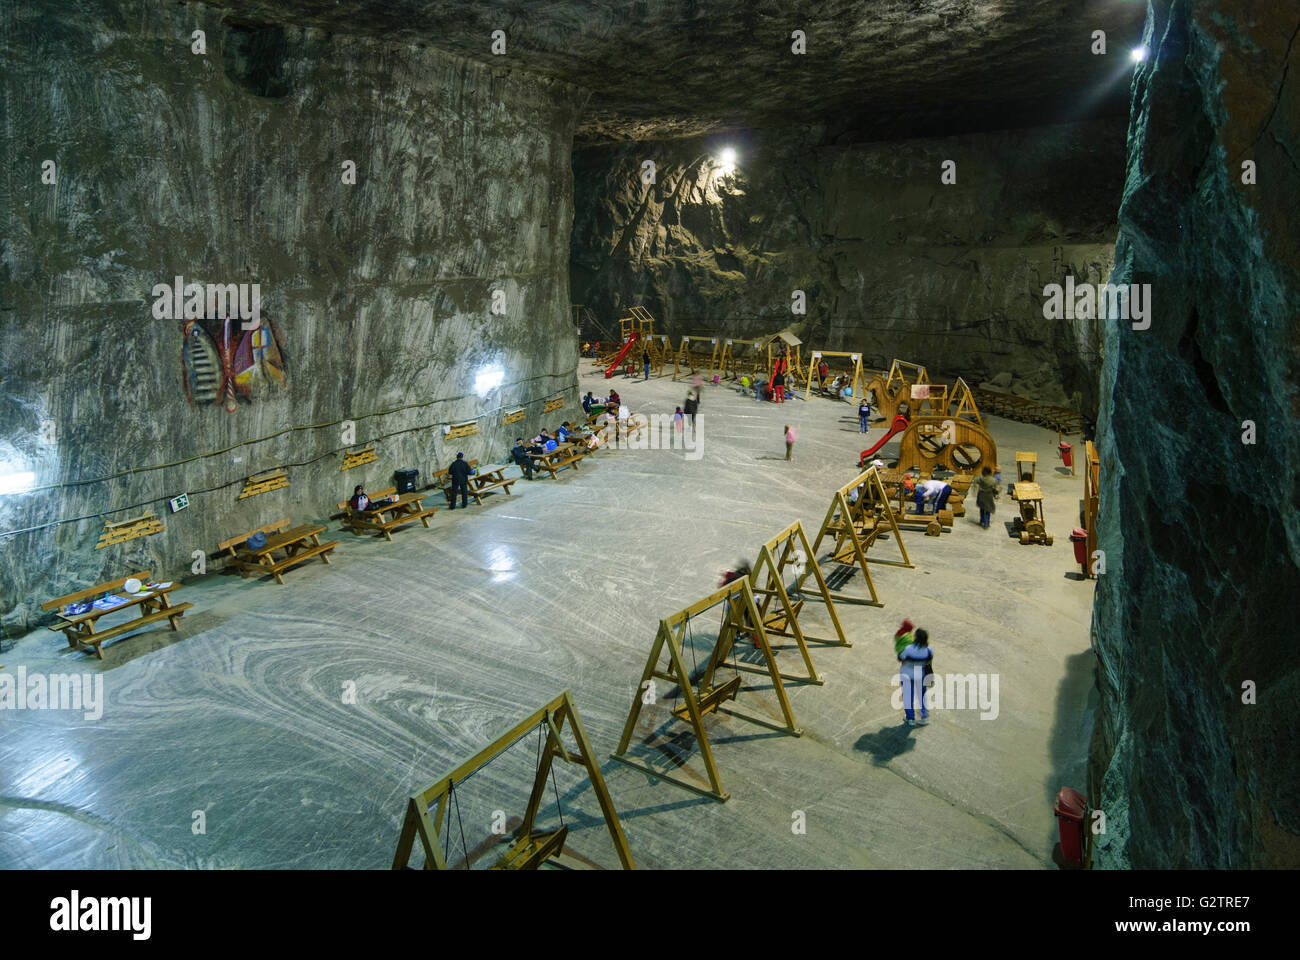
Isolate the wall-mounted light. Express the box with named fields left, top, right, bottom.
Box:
left=474, top=366, right=504, bottom=396
left=1131, top=46, right=1147, bottom=62
left=0, top=469, right=36, bottom=495
left=719, top=148, right=737, bottom=176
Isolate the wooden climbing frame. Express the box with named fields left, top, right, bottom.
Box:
left=393, top=690, right=635, bottom=870
left=805, top=467, right=912, bottom=607
left=895, top=415, right=1000, bottom=477
left=612, top=578, right=801, bottom=802
left=865, top=359, right=929, bottom=420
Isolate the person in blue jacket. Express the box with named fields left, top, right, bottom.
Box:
left=898, top=628, right=934, bottom=726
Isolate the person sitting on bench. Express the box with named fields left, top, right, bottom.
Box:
left=448, top=452, right=473, bottom=509
left=582, top=392, right=594, bottom=415
left=606, top=388, right=620, bottom=409
left=556, top=421, right=574, bottom=442
left=511, top=437, right=534, bottom=480
left=349, top=484, right=394, bottom=512
left=914, top=478, right=953, bottom=515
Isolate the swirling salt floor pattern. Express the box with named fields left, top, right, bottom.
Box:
left=0, top=368, right=1096, bottom=869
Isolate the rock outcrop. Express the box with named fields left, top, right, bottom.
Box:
left=0, top=1, right=583, bottom=631
left=571, top=120, right=1124, bottom=410
left=1090, top=0, right=1300, bottom=867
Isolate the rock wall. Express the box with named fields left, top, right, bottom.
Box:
left=1090, top=0, right=1300, bottom=867
left=571, top=120, right=1124, bottom=410
left=0, top=0, right=584, bottom=632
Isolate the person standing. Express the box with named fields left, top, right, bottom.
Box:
left=784, top=424, right=795, bottom=460
left=673, top=406, right=685, bottom=435
left=818, top=359, right=829, bottom=394
left=448, top=452, right=472, bottom=509
left=582, top=391, right=594, bottom=416
left=773, top=368, right=786, bottom=403
left=642, top=349, right=651, bottom=381
left=753, top=374, right=766, bottom=402
left=511, top=437, right=534, bottom=480
left=898, top=628, right=934, bottom=726
left=683, top=389, right=699, bottom=436
left=858, top=398, right=872, bottom=433
left=974, top=465, right=999, bottom=529
left=914, top=477, right=953, bottom=515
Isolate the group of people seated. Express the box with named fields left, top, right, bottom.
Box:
left=510, top=420, right=596, bottom=478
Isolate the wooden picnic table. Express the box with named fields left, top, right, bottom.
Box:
left=464, top=465, right=518, bottom=504
left=232, top=523, right=338, bottom=584
left=529, top=442, right=588, bottom=479
left=42, top=571, right=193, bottom=660
left=347, top=490, right=437, bottom=540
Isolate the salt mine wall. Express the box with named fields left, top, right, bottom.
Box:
left=1090, top=0, right=1300, bottom=867
left=0, top=0, right=585, bottom=631
left=570, top=119, right=1124, bottom=412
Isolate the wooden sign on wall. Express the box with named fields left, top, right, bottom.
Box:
left=502, top=408, right=526, bottom=426
left=96, top=513, right=165, bottom=549
left=543, top=396, right=564, bottom=413
left=445, top=420, right=480, bottom=439
left=341, top=446, right=377, bottom=471
left=239, top=470, right=289, bottom=500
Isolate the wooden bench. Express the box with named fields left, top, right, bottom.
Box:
left=42, top=570, right=193, bottom=660
left=218, top=518, right=339, bottom=584
left=337, top=487, right=437, bottom=540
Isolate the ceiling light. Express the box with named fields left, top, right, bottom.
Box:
left=1131, top=46, right=1147, bottom=62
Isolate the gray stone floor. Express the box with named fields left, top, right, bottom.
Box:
left=0, top=364, right=1096, bottom=869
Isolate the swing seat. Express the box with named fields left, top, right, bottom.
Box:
left=763, top=598, right=804, bottom=635
left=671, top=674, right=742, bottom=720
left=491, top=825, right=569, bottom=870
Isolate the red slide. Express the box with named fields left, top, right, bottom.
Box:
left=604, top=331, right=640, bottom=379
left=859, top=415, right=910, bottom=466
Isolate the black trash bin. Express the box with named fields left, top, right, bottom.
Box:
left=394, top=468, right=420, bottom=493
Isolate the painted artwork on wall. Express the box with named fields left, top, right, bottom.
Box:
left=182, top=318, right=287, bottom=412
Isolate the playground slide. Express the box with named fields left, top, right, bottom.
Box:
left=859, top=414, right=910, bottom=465
left=604, top=332, right=640, bottom=379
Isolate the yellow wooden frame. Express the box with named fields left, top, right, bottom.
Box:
left=805, top=467, right=912, bottom=606
left=753, top=520, right=849, bottom=652
left=947, top=376, right=984, bottom=427
left=238, top=470, right=289, bottom=500
left=393, top=690, right=634, bottom=870
left=612, top=578, right=801, bottom=802
left=672, top=334, right=721, bottom=381
left=802, top=350, right=866, bottom=401
left=95, top=512, right=165, bottom=549
left=1084, top=440, right=1100, bottom=579
left=341, top=446, right=378, bottom=471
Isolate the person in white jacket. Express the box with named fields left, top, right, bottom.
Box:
left=898, top=628, right=934, bottom=726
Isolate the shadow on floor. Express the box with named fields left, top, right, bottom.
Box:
left=853, top=723, right=917, bottom=766
left=1041, top=647, right=1098, bottom=866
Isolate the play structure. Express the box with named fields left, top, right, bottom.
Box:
left=804, top=467, right=912, bottom=607
left=671, top=334, right=722, bottom=380
left=393, top=690, right=635, bottom=870
left=864, top=359, right=929, bottom=420
left=612, top=578, right=801, bottom=802
left=895, top=415, right=1000, bottom=476
left=859, top=414, right=912, bottom=464
left=747, top=521, right=849, bottom=676
left=802, top=350, right=866, bottom=401
left=1011, top=479, right=1053, bottom=545
left=599, top=307, right=670, bottom=379
left=719, top=336, right=766, bottom=382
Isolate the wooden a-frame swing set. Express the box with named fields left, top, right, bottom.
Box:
left=612, top=578, right=801, bottom=802
left=802, top=466, right=912, bottom=607
left=393, top=690, right=635, bottom=870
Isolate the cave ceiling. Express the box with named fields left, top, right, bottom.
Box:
left=208, top=0, right=1147, bottom=143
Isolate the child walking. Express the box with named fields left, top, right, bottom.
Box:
left=784, top=424, right=796, bottom=460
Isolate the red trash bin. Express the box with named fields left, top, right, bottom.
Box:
left=1054, top=787, right=1087, bottom=867
left=1069, top=527, right=1088, bottom=566
left=1059, top=441, right=1073, bottom=467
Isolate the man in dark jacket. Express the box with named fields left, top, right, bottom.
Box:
left=511, top=438, right=534, bottom=480
left=683, top=390, right=699, bottom=436
left=448, top=452, right=473, bottom=508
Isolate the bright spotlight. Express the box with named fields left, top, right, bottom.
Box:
left=719, top=147, right=737, bottom=175
left=0, top=470, right=36, bottom=495
left=474, top=367, right=504, bottom=396
left=1131, top=46, right=1147, bottom=62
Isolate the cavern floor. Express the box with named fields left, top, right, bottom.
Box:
left=0, top=366, right=1096, bottom=869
